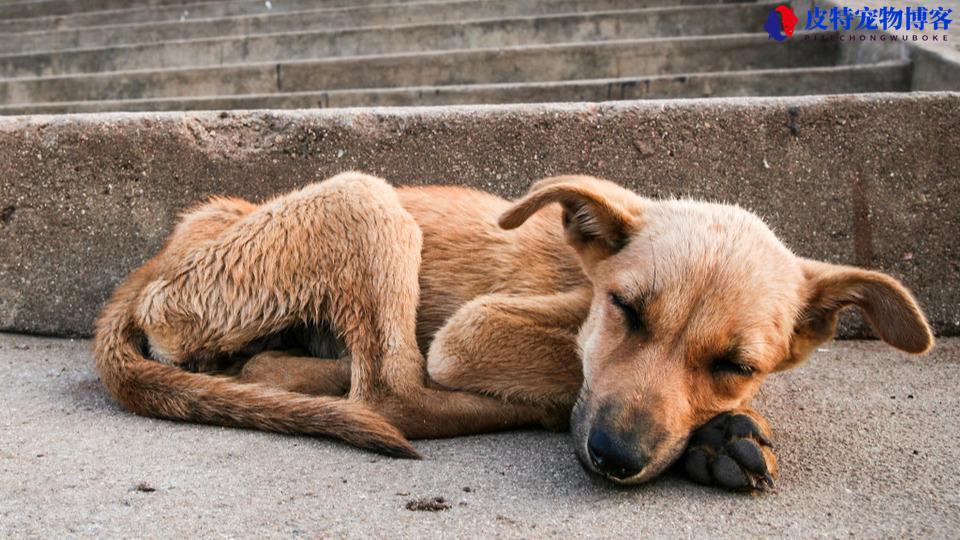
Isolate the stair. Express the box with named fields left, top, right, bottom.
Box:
left=0, top=0, right=953, bottom=113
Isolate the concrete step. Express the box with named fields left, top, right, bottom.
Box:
left=0, top=0, right=726, bottom=34
left=0, top=4, right=778, bottom=78
left=0, top=63, right=911, bottom=115
left=0, top=0, right=740, bottom=53
left=0, top=0, right=204, bottom=19
left=0, top=34, right=840, bottom=105
left=0, top=94, right=956, bottom=337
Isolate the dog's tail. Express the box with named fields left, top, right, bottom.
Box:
left=92, top=271, right=419, bottom=459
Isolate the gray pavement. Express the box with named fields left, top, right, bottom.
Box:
left=1, top=332, right=958, bottom=538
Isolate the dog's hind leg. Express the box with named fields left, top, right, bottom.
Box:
left=290, top=173, right=554, bottom=439
left=238, top=351, right=351, bottom=396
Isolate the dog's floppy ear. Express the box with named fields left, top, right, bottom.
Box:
left=780, top=259, right=934, bottom=371
left=499, top=175, right=644, bottom=268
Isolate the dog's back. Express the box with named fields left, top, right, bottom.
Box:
left=397, top=185, right=587, bottom=346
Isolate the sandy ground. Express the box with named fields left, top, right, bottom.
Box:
left=1, top=333, right=958, bottom=538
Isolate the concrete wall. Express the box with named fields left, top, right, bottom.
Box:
left=0, top=93, right=957, bottom=339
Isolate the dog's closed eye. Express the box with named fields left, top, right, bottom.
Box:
left=709, top=350, right=756, bottom=376
left=609, top=292, right=649, bottom=336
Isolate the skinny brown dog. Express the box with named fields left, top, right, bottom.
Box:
left=94, top=172, right=933, bottom=491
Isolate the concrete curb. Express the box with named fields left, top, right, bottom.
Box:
left=0, top=93, right=957, bottom=338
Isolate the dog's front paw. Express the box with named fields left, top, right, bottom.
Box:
left=683, top=411, right=777, bottom=492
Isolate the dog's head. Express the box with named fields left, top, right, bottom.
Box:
left=500, top=175, right=933, bottom=484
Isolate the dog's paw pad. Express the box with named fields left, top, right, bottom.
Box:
left=683, top=411, right=776, bottom=492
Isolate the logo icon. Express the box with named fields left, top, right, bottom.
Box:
left=764, top=5, right=799, bottom=41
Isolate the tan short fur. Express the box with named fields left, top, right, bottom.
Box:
left=94, top=172, right=933, bottom=489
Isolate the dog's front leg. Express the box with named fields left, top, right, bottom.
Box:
left=426, top=288, right=592, bottom=431
left=682, top=407, right=778, bottom=492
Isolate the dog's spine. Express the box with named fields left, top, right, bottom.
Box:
left=92, top=271, right=419, bottom=459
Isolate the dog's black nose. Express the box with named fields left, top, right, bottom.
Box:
left=587, top=427, right=648, bottom=480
